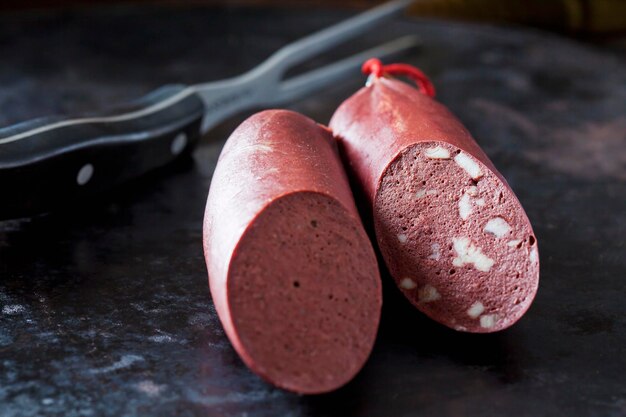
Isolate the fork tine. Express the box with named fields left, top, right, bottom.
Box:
left=272, top=35, right=420, bottom=105
left=249, top=0, right=414, bottom=77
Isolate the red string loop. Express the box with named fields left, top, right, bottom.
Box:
left=362, top=58, right=436, bottom=98
left=362, top=57, right=384, bottom=78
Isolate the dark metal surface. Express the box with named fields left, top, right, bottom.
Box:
left=0, top=6, right=625, bottom=417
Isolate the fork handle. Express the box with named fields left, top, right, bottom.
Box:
left=0, top=84, right=205, bottom=219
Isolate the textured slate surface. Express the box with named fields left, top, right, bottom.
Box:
left=0, top=5, right=625, bottom=417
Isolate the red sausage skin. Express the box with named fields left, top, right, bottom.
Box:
left=330, top=78, right=539, bottom=333
left=203, top=110, right=381, bottom=394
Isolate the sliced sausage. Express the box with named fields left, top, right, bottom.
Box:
left=329, top=74, right=539, bottom=333
left=203, top=109, right=382, bottom=393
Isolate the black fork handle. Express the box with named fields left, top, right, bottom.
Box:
left=0, top=85, right=205, bottom=220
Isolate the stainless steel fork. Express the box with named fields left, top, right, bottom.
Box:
left=0, top=0, right=417, bottom=219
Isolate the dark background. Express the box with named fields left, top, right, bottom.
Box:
left=2, top=0, right=626, bottom=38
left=0, top=2, right=625, bottom=417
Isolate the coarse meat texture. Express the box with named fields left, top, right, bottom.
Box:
left=375, top=142, right=538, bottom=332
left=204, top=109, right=382, bottom=394
left=330, top=77, right=539, bottom=333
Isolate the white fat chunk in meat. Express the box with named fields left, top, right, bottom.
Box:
left=459, top=193, right=473, bottom=220
left=454, top=152, right=483, bottom=179
left=416, top=189, right=437, bottom=199
left=428, top=243, right=441, bottom=260
left=452, top=237, right=495, bottom=272
left=418, top=285, right=441, bottom=302
left=467, top=302, right=485, bottom=318
left=480, top=314, right=497, bottom=328
left=400, top=278, right=417, bottom=290
left=530, top=247, right=539, bottom=263
left=425, top=146, right=451, bottom=159
left=484, top=217, right=512, bottom=238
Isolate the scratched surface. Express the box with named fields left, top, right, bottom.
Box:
left=0, top=5, right=625, bottom=417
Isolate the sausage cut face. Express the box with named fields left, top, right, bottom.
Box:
left=228, top=192, right=380, bottom=393
left=375, top=142, right=538, bottom=332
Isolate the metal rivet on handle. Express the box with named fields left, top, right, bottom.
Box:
left=76, top=163, right=94, bottom=186
left=171, top=133, right=188, bottom=155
